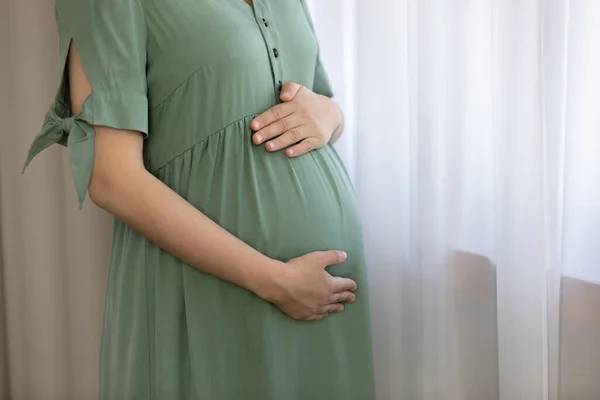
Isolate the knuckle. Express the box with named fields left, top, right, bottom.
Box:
left=264, top=124, right=275, bottom=136
left=271, top=107, right=282, bottom=120
left=279, top=118, right=288, bottom=131
left=326, top=280, right=336, bottom=293
left=332, top=251, right=342, bottom=264
left=259, top=130, right=270, bottom=141
left=326, top=251, right=337, bottom=262
left=289, top=129, right=300, bottom=142
left=297, top=139, right=309, bottom=151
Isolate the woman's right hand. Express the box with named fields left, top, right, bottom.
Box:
left=265, top=251, right=358, bottom=321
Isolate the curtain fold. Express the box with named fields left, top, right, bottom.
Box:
left=0, top=245, right=10, bottom=399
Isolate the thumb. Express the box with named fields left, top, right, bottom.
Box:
left=280, top=82, right=303, bottom=102
left=314, top=250, right=348, bottom=269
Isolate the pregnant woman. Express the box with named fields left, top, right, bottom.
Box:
left=23, top=0, right=375, bottom=398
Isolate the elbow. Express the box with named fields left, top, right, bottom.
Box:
left=88, top=172, right=114, bottom=208
left=88, top=165, right=140, bottom=209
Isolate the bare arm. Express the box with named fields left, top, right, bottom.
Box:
left=69, top=43, right=279, bottom=299
left=68, top=43, right=356, bottom=320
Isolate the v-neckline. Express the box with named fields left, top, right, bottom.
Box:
left=240, top=0, right=254, bottom=10
left=232, top=0, right=255, bottom=18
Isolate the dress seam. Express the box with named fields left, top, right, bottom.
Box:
left=149, top=64, right=210, bottom=110
left=150, top=111, right=260, bottom=174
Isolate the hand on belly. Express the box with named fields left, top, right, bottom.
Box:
left=250, top=81, right=343, bottom=157
left=258, top=250, right=358, bottom=321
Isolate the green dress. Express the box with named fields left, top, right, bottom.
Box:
left=23, top=0, right=375, bottom=398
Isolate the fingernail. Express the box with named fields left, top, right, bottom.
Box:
left=254, top=134, right=262, bottom=143
left=267, top=142, right=276, bottom=150
left=340, top=251, right=347, bottom=261
left=287, top=148, right=294, bottom=156
left=252, top=121, right=260, bottom=130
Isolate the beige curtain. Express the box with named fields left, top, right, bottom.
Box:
left=1, top=1, right=111, bottom=399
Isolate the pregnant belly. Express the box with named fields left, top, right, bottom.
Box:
left=155, top=117, right=364, bottom=275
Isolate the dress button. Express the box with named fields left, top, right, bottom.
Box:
left=262, top=18, right=268, bottom=27
left=273, top=48, right=279, bottom=58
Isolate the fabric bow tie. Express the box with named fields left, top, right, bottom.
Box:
left=22, top=102, right=95, bottom=208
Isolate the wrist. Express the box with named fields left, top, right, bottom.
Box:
left=249, top=258, right=290, bottom=303
left=329, top=100, right=344, bottom=143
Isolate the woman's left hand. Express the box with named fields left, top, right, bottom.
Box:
left=250, top=82, right=343, bottom=157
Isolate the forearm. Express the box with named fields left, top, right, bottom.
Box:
left=66, top=43, right=283, bottom=301
left=90, top=166, right=283, bottom=299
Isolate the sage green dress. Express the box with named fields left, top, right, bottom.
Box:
left=23, top=0, right=375, bottom=398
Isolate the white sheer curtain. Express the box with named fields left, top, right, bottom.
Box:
left=308, top=0, right=600, bottom=399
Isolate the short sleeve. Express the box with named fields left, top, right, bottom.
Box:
left=22, top=0, right=149, bottom=208
left=299, top=0, right=335, bottom=98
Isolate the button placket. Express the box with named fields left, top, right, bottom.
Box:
left=253, top=0, right=284, bottom=97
